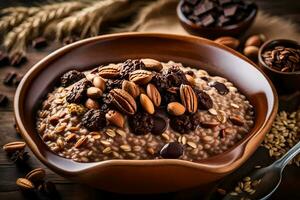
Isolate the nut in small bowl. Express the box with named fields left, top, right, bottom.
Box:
left=258, top=39, right=300, bottom=94
left=177, top=0, right=258, bottom=39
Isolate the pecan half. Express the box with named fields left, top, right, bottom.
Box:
left=146, top=83, right=161, bottom=107
left=109, top=89, right=137, bottom=115
left=129, top=70, right=154, bottom=85
left=179, top=84, right=198, bottom=113
left=98, top=64, right=121, bottom=78
left=3, top=141, right=26, bottom=152
left=141, top=58, right=163, bottom=71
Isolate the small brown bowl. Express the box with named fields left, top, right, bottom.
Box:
left=14, top=33, right=277, bottom=194
left=258, top=39, right=300, bottom=95
left=177, top=0, right=258, bottom=39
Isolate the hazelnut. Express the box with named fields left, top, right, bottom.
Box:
left=85, top=98, right=100, bottom=110
left=167, top=102, right=186, bottom=116
left=245, top=34, right=266, bottom=47
left=87, top=87, right=103, bottom=99
left=243, top=46, right=259, bottom=60
left=93, top=76, right=106, bottom=91
left=214, top=36, right=240, bottom=49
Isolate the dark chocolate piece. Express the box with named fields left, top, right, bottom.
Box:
left=32, top=37, right=48, bottom=48
left=194, top=1, right=214, bottom=16
left=200, top=14, right=215, bottom=27
left=0, top=51, right=9, bottom=66
left=3, top=72, right=17, bottom=86
left=0, top=94, right=8, bottom=106
left=160, top=142, right=184, bottom=159
left=223, top=5, right=238, bottom=17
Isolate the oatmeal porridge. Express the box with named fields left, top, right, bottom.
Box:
left=36, top=59, right=255, bottom=162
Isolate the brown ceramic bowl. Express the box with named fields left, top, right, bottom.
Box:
left=258, top=39, right=300, bottom=95
left=14, top=33, right=277, bottom=194
left=177, top=0, right=258, bottom=39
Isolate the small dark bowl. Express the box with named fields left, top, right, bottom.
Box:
left=258, top=39, right=300, bottom=95
left=177, top=0, right=258, bottom=39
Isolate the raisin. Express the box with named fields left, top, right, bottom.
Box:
left=61, top=70, right=85, bottom=87
left=82, top=109, right=106, bottom=131
left=209, top=81, right=229, bottom=95
left=170, top=114, right=199, bottom=134
left=129, top=112, right=154, bottom=135
left=66, top=79, right=91, bottom=104
left=162, top=90, right=180, bottom=105
left=105, top=79, right=123, bottom=91
left=165, top=66, right=188, bottom=87
left=120, top=59, right=144, bottom=79
left=194, top=89, right=213, bottom=110
left=151, top=73, right=169, bottom=92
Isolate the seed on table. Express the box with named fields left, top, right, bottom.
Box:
left=25, top=168, right=46, bottom=182
left=3, top=141, right=26, bottom=153
left=16, top=178, right=34, bottom=190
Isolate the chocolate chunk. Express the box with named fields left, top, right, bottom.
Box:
left=209, top=81, right=229, bottom=95
left=199, top=14, right=215, bottom=27
left=194, top=1, right=214, bottom=16
left=0, top=51, right=9, bottom=66
left=224, top=5, right=238, bottom=17
left=217, top=15, right=230, bottom=26
left=160, top=142, right=183, bottom=159
left=9, top=52, right=27, bottom=66
left=3, top=72, right=17, bottom=86
left=32, top=37, right=48, bottom=48
left=151, top=116, right=167, bottom=135
left=185, top=0, right=198, bottom=5
left=0, top=94, right=8, bottom=106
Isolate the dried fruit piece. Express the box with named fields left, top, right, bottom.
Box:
left=140, top=94, right=155, bottom=114
left=165, top=66, right=188, bottom=87
left=170, top=114, right=199, bottom=134
left=146, top=83, right=161, bottom=107
left=105, top=110, right=125, bottom=128
left=151, top=116, right=167, bottom=135
left=85, top=98, right=100, bottom=110
left=129, top=70, right=154, bottom=85
left=98, top=64, right=121, bottom=78
left=160, top=142, right=183, bottom=159
left=120, top=59, right=145, bottom=79
left=66, top=79, right=91, bottom=104
left=141, top=58, right=163, bottom=71
left=195, top=89, right=213, bottom=110
left=60, top=70, right=85, bottom=87
left=3, top=141, right=26, bottom=152
left=25, top=168, right=46, bottom=182
left=82, top=109, right=106, bottom=131
left=180, top=84, right=198, bottom=113
left=167, top=102, right=186, bottom=116
left=122, top=80, right=140, bottom=99
left=209, top=81, right=229, bottom=95
left=109, top=89, right=137, bottom=115
left=128, top=112, right=154, bottom=135
left=16, top=178, right=34, bottom=190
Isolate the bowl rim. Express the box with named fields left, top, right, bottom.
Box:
left=14, top=32, right=278, bottom=175
left=258, top=39, right=300, bottom=75
left=176, top=0, right=258, bottom=31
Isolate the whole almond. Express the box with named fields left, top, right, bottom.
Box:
left=214, top=36, right=240, bottom=49
left=245, top=34, right=266, bottom=47
left=3, top=141, right=26, bottom=152
left=16, top=178, right=34, bottom=190
left=140, top=94, right=155, bottom=114
left=25, top=168, right=46, bottom=182
left=185, top=74, right=195, bottom=86
left=146, top=83, right=161, bottom=107
left=85, top=98, right=100, bottom=109
left=105, top=110, right=125, bottom=128
left=86, top=73, right=96, bottom=81
left=93, top=76, right=106, bottom=91
left=109, top=89, right=137, bottom=115
left=167, top=102, right=186, bottom=116
left=87, top=87, right=103, bottom=99
left=74, top=136, right=88, bottom=148
left=129, top=70, right=153, bottom=85
left=180, top=84, right=198, bottom=113
left=141, top=58, right=163, bottom=71
left=98, top=64, right=120, bottom=78
left=243, top=46, right=259, bottom=60
left=122, top=80, right=140, bottom=99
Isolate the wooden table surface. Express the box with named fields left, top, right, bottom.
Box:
left=0, top=0, right=299, bottom=200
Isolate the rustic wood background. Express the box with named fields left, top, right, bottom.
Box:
left=0, top=0, right=299, bottom=199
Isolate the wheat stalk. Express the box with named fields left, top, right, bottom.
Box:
left=3, top=2, right=86, bottom=53
left=0, top=7, right=39, bottom=35
left=55, top=0, right=129, bottom=41
left=121, top=0, right=176, bottom=32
